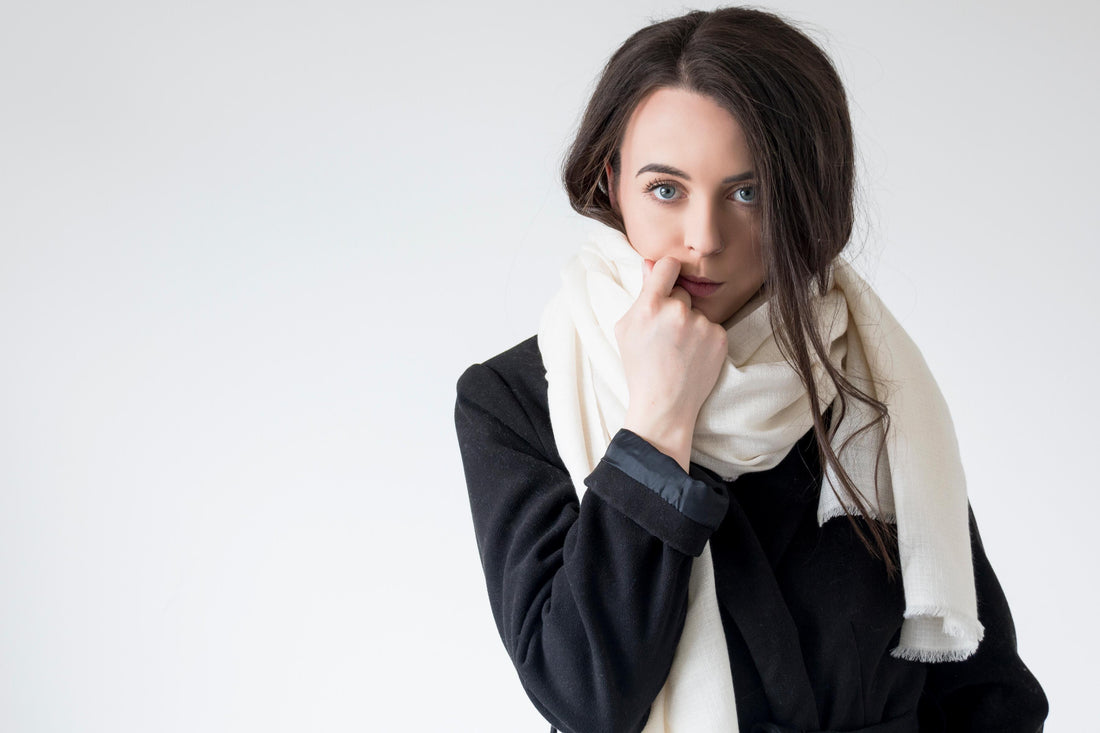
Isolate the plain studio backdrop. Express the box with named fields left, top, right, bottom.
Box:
left=1, top=0, right=1095, bottom=730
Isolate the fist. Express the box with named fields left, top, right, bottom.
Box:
left=614, top=256, right=728, bottom=434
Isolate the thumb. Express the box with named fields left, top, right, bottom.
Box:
left=643, top=258, right=654, bottom=280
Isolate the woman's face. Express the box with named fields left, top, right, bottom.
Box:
left=607, top=86, right=766, bottom=326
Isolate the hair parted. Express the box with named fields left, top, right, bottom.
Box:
left=561, top=5, right=898, bottom=578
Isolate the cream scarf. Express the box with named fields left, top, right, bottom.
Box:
left=536, top=222, right=984, bottom=733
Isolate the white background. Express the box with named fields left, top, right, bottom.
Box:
left=1, top=0, right=1096, bottom=730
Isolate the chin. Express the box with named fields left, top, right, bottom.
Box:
left=700, top=305, right=727, bottom=325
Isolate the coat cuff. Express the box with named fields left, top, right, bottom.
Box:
left=583, top=428, right=730, bottom=556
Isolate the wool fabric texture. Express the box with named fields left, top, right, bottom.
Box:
left=536, top=223, right=984, bottom=733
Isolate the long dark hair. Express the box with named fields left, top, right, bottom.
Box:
left=561, top=6, right=898, bottom=577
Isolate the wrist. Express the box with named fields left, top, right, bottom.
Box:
left=621, top=412, right=695, bottom=473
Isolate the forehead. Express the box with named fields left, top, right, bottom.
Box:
left=619, top=87, right=752, bottom=172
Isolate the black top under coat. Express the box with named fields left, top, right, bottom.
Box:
left=454, top=335, right=1048, bottom=733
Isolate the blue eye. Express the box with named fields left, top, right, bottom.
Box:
left=645, top=179, right=681, bottom=203
left=733, top=186, right=756, bottom=204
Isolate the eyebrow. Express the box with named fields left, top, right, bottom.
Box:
left=635, top=163, right=754, bottom=184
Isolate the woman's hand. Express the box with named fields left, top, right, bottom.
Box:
left=615, top=256, right=728, bottom=471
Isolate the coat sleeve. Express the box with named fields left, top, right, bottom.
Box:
left=917, top=504, right=1049, bottom=732
left=454, top=362, right=730, bottom=733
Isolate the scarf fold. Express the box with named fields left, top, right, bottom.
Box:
left=536, top=222, right=984, bottom=733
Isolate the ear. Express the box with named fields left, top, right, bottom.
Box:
left=603, top=161, right=618, bottom=211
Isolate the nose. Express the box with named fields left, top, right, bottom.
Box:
left=683, top=199, right=724, bottom=256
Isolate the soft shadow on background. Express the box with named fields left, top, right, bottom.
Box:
left=1, top=1, right=1096, bottom=730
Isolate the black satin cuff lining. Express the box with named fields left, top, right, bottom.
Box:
left=602, top=428, right=729, bottom=530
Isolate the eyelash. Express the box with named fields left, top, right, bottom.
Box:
left=643, top=178, right=757, bottom=205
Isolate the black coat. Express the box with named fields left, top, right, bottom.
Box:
left=454, top=335, right=1048, bottom=733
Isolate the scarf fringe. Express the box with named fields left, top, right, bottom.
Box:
left=889, top=644, right=980, bottom=663
left=817, top=502, right=897, bottom=527
left=889, top=606, right=986, bottom=663
left=903, top=605, right=987, bottom=641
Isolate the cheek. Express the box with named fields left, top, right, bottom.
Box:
left=623, top=205, right=679, bottom=255
left=628, top=235, right=676, bottom=263
left=730, top=215, right=764, bottom=262
left=750, top=225, right=766, bottom=273
left=726, top=208, right=760, bottom=239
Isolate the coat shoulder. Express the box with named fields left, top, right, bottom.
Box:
left=483, top=334, right=549, bottom=428
left=456, top=334, right=555, bottom=449
left=480, top=334, right=544, bottom=390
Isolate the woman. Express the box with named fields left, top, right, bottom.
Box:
left=454, top=7, right=1047, bottom=732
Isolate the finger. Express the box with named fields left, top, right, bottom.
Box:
left=668, top=283, right=694, bottom=310
left=642, top=256, right=683, bottom=299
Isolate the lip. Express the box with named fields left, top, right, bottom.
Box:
left=675, top=276, right=722, bottom=298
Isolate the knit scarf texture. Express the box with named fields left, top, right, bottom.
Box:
left=536, top=222, right=984, bottom=733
